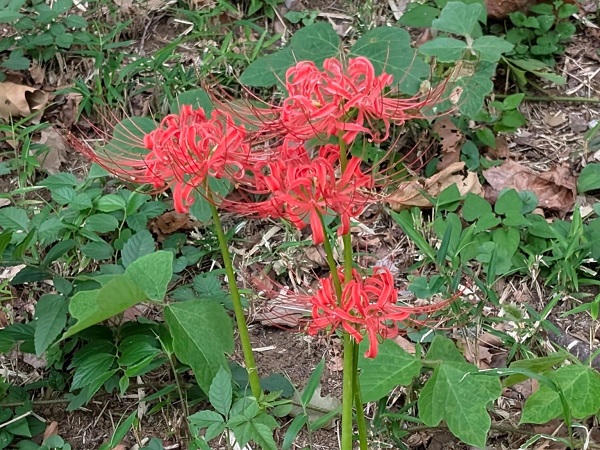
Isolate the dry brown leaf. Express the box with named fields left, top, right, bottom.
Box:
left=43, top=422, right=59, bottom=441
left=387, top=162, right=483, bottom=210
left=36, top=127, right=67, bottom=174
left=433, top=117, right=463, bottom=170
left=29, top=63, right=46, bottom=85
left=149, top=211, right=199, bottom=241
left=0, top=82, right=48, bottom=121
left=483, top=160, right=576, bottom=212
left=392, top=335, right=416, bottom=354
left=543, top=111, right=568, bottom=128
left=485, top=135, right=510, bottom=159
left=60, top=92, right=82, bottom=128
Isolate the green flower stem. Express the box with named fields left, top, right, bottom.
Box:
left=317, top=212, right=353, bottom=450
left=353, top=342, right=368, bottom=450
left=206, top=185, right=262, bottom=401
left=339, top=134, right=369, bottom=450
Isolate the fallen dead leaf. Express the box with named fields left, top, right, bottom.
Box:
left=433, top=116, right=463, bottom=170
left=543, top=111, right=568, bottom=128
left=36, top=127, right=67, bottom=174
left=43, top=422, right=59, bottom=441
left=23, top=353, right=46, bottom=369
left=0, top=82, right=48, bottom=121
left=60, top=92, right=83, bottom=128
left=483, top=160, right=576, bottom=213
left=485, top=135, right=510, bottom=159
left=150, top=211, right=199, bottom=241
left=29, top=62, right=46, bottom=85
left=387, top=162, right=484, bottom=210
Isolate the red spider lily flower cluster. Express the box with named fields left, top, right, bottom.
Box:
left=307, top=266, right=450, bottom=358
left=226, top=144, right=373, bottom=244
left=268, top=56, right=438, bottom=144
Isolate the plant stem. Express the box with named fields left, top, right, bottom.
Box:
left=491, top=93, right=600, bottom=103
left=206, top=185, right=262, bottom=401
left=353, top=342, right=368, bottom=450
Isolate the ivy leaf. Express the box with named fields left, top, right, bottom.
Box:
left=419, top=37, right=467, bottom=63
left=34, top=294, right=68, bottom=356
left=432, top=2, right=483, bottom=38
left=164, top=300, right=234, bottom=393
left=471, top=36, right=514, bottom=62
left=456, top=62, right=497, bottom=117
left=521, top=365, right=600, bottom=424
left=359, top=339, right=422, bottom=402
left=419, top=336, right=501, bottom=448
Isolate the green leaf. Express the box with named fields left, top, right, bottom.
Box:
left=419, top=37, right=467, bottom=63
left=359, top=339, right=421, bottom=402
left=235, top=421, right=277, bottom=450
left=121, top=230, right=155, bottom=267
left=96, top=194, right=127, bottom=212
left=521, top=365, right=600, bottom=423
left=578, top=163, right=600, bottom=193
left=34, top=294, right=68, bottom=356
left=164, top=300, right=234, bottom=393
left=209, top=366, right=232, bottom=416
left=462, top=193, right=492, bottom=222
left=239, top=48, right=295, bottom=87
left=81, top=240, right=114, bottom=260
left=426, top=335, right=465, bottom=363
left=104, top=117, right=157, bottom=158
left=71, top=352, right=115, bottom=389
left=457, top=69, right=495, bottom=117
left=0, top=10, right=23, bottom=22
left=419, top=339, right=502, bottom=448
left=504, top=353, right=568, bottom=386
left=2, top=49, right=30, bottom=70
left=171, top=88, right=214, bottom=115
left=0, top=207, right=29, bottom=231
left=495, top=189, right=523, bottom=215
left=350, top=26, right=429, bottom=94
left=471, top=36, right=513, bottom=61
left=399, top=5, right=440, bottom=27
left=188, top=409, right=225, bottom=434
left=289, top=22, right=340, bottom=66
left=84, top=214, right=119, bottom=233
left=492, top=227, right=520, bottom=274
left=63, top=275, right=147, bottom=338
left=432, top=2, right=483, bottom=38
left=124, top=251, right=173, bottom=302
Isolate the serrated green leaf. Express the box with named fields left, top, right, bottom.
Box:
left=71, top=352, right=115, bottom=389
left=81, top=240, right=114, bottom=260
left=124, top=250, right=172, bottom=301
left=419, top=37, right=467, bottom=63
left=521, top=365, right=600, bottom=424
left=209, top=366, right=232, bottom=416
left=359, top=339, right=422, bottom=402
left=350, top=26, right=429, bottom=95
left=34, top=294, right=68, bottom=356
left=84, top=214, right=119, bottom=233
left=432, top=2, right=483, bottom=37
left=121, top=230, right=155, bottom=267
left=188, top=409, right=225, bottom=431
left=230, top=422, right=277, bottom=450
left=419, top=359, right=501, bottom=447
left=0, top=207, right=29, bottom=231
left=399, top=5, right=440, bottom=27
left=63, top=275, right=147, bottom=338
left=164, top=300, right=234, bottom=393
left=471, top=35, right=513, bottom=61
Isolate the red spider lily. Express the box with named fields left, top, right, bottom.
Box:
left=226, top=143, right=374, bottom=244
left=71, top=106, right=261, bottom=213
left=265, top=56, right=441, bottom=144
left=308, top=267, right=451, bottom=358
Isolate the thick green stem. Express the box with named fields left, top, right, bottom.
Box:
left=342, top=333, right=355, bottom=450
left=206, top=186, right=262, bottom=401
left=353, top=343, right=368, bottom=450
